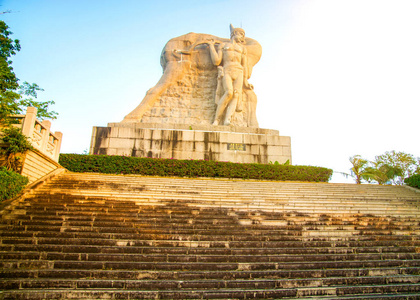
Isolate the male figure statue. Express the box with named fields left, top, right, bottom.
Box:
left=207, top=24, right=253, bottom=126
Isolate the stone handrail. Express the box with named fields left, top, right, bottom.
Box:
left=12, top=107, right=63, bottom=162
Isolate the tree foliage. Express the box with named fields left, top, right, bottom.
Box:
left=349, top=155, right=369, bottom=184
left=0, top=20, right=57, bottom=125
left=18, top=81, right=58, bottom=120
left=363, top=161, right=402, bottom=185
left=375, top=151, right=418, bottom=185
left=405, top=174, right=420, bottom=189
left=349, top=151, right=419, bottom=185
left=0, top=166, right=29, bottom=202
left=0, top=20, right=21, bottom=125
left=0, top=126, right=33, bottom=172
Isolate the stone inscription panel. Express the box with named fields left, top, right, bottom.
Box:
left=227, top=143, right=246, bottom=151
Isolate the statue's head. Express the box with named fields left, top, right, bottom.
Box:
left=230, top=24, right=245, bottom=43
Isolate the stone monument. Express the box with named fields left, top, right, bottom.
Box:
left=90, top=25, right=291, bottom=164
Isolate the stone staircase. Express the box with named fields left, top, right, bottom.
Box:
left=1, top=171, right=420, bottom=299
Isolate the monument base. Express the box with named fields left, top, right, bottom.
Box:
left=90, top=123, right=291, bottom=164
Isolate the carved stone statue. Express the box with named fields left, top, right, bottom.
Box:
left=207, top=25, right=253, bottom=126
left=122, top=25, right=261, bottom=127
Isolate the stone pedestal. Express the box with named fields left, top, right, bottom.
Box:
left=90, top=123, right=291, bottom=164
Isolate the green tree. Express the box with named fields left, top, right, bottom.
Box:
left=414, top=158, right=420, bottom=175
left=0, top=20, right=21, bottom=125
left=349, top=155, right=369, bottom=184
left=0, top=20, right=57, bottom=125
left=375, top=151, right=419, bottom=185
left=0, top=126, right=33, bottom=172
left=363, top=160, right=402, bottom=185
left=18, top=82, right=57, bottom=120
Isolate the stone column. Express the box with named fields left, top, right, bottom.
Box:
left=40, top=120, right=51, bottom=153
left=53, top=132, right=63, bottom=162
left=21, top=107, right=38, bottom=139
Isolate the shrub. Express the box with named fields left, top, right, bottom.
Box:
left=0, top=167, right=29, bottom=202
left=1, top=127, right=33, bottom=172
left=59, top=154, right=333, bottom=182
left=405, top=174, right=420, bottom=189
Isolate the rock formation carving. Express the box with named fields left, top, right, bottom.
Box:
left=122, top=25, right=261, bottom=127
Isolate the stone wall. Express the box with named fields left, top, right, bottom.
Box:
left=21, top=149, right=63, bottom=184
left=90, top=123, right=291, bottom=164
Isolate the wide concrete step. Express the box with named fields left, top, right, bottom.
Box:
left=3, top=244, right=417, bottom=256
left=3, top=216, right=419, bottom=231
left=3, top=258, right=420, bottom=272
left=2, top=236, right=420, bottom=249
left=1, top=284, right=420, bottom=299
left=2, top=251, right=419, bottom=264
left=1, top=231, right=419, bottom=247
left=1, top=276, right=420, bottom=291
left=8, top=205, right=420, bottom=222
left=3, top=214, right=418, bottom=229
left=3, top=225, right=418, bottom=239
left=6, top=210, right=420, bottom=226
left=3, top=266, right=419, bottom=281
left=4, top=216, right=419, bottom=234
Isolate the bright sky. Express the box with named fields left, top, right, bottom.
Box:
left=1, top=0, right=419, bottom=183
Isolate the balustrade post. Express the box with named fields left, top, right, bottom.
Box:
left=18, top=106, right=63, bottom=163
left=40, top=120, right=51, bottom=153
left=53, top=132, right=63, bottom=161
left=21, top=107, right=38, bottom=139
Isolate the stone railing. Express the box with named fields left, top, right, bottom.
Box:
left=12, top=107, right=63, bottom=162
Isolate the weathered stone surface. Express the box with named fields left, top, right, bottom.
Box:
left=122, top=26, right=262, bottom=127
left=90, top=122, right=292, bottom=164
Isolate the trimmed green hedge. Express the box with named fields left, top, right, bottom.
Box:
left=405, top=174, right=420, bottom=189
left=59, top=154, right=332, bottom=182
left=0, top=167, right=29, bottom=202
